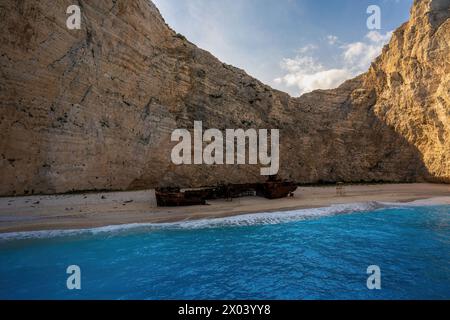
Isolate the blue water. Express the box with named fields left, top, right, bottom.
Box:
left=0, top=204, right=449, bottom=300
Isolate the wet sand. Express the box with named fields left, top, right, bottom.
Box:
left=0, top=183, right=449, bottom=233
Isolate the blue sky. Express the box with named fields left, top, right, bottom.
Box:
left=153, top=0, right=413, bottom=96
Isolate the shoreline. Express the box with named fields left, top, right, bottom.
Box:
left=0, top=183, right=449, bottom=234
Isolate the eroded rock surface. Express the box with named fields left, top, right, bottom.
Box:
left=0, top=0, right=448, bottom=196
left=365, top=0, right=450, bottom=183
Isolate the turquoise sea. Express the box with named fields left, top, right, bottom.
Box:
left=0, top=203, right=449, bottom=300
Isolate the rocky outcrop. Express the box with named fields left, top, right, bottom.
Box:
left=365, top=0, right=450, bottom=183
left=0, top=0, right=448, bottom=196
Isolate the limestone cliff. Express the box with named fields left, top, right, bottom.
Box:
left=365, top=0, right=450, bottom=183
left=0, top=0, right=448, bottom=196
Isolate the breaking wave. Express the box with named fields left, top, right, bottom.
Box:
left=0, top=201, right=391, bottom=241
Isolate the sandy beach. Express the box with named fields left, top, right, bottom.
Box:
left=0, top=183, right=449, bottom=233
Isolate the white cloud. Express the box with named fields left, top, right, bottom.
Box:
left=274, top=56, right=352, bottom=94
left=297, top=44, right=318, bottom=53
left=341, top=31, right=393, bottom=70
left=274, top=30, right=393, bottom=96
left=365, top=30, right=393, bottom=43
left=327, top=35, right=339, bottom=45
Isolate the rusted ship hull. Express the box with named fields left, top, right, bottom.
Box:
left=155, top=188, right=206, bottom=207
left=155, top=181, right=297, bottom=207
left=257, top=182, right=297, bottom=199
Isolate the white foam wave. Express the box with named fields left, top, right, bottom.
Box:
left=380, top=197, right=450, bottom=207
left=0, top=201, right=389, bottom=241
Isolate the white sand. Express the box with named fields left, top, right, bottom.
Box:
left=0, top=183, right=449, bottom=233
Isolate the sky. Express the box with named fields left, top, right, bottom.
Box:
left=152, top=0, right=414, bottom=96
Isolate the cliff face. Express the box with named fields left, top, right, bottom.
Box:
left=0, top=0, right=448, bottom=196
left=365, top=0, right=450, bottom=183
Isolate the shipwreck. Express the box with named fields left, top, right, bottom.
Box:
left=155, top=177, right=297, bottom=207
